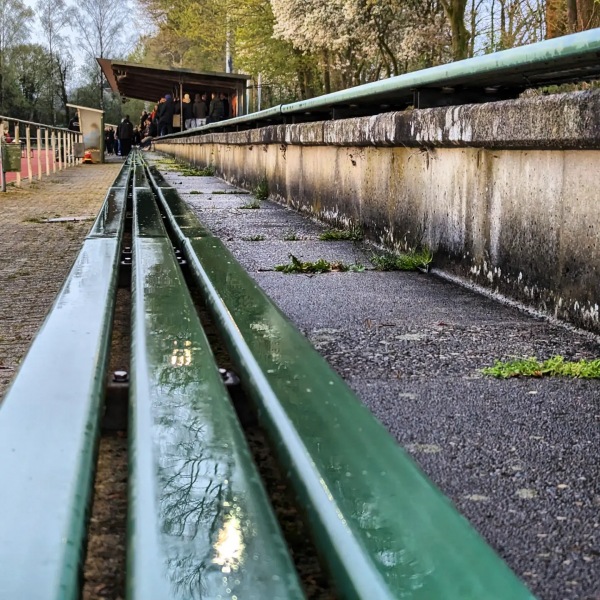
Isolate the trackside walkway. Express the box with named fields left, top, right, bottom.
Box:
left=149, top=152, right=599, bottom=600
left=0, top=162, right=121, bottom=398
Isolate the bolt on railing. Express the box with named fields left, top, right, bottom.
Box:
left=0, top=116, right=83, bottom=192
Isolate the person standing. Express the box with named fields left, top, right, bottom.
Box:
left=118, top=115, right=134, bottom=156
left=193, top=93, right=208, bottom=127
left=158, top=94, right=175, bottom=136
left=182, top=93, right=194, bottom=130
left=220, top=92, right=230, bottom=119
left=207, top=92, right=224, bottom=123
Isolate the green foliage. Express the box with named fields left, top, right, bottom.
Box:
left=371, top=248, right=433, bottom=271
left=239, top=199, right=261, bottom=209
left=275, top=254, right=355, bottom=273
left=253, top=177, right=269, bottom=200
left=283, top=231, right=300, bottom=241
left=189, top=190, right=203, bottom=194
left=319, top=227, right=363, bottom=241
left=195, top=164, right=216, bottom=176
left=242, top=234, right=266, bottom=241
left=482, top=356, right=600, bottom=379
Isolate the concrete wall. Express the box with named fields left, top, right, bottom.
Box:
left=157, top=90, right=600, bottom=332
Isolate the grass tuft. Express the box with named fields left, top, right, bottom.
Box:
left=283, top=231, right=301, bottom=241
left=242, top=234, right=266, bottom=241
left=240, top=199, right=261, bottom=209
left=253, top=178, right=269, bottom=200
left=275, top=254, right=363, bottom=274
left=371, top=248, right=433, bottom=271
left=319, top=227, right=363, bottom=241
left=482, top=356, right=600, bottom=379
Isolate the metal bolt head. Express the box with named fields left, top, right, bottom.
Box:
left=113, top=370, right=129, bottom=383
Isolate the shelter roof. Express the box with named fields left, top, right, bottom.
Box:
left=97, top=59, right=250, bottom=102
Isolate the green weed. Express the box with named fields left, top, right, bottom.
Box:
left=240, top=199, right=261, bottom=209
left=371, top=248, right=433, bottom=271
left=319, top=227, right=363, bottom=241
left=253, top=178, right=269, bottom=200
left=482, top=356, right=600, bottom=379
left=283, top=231, right=301, bottom=241
left=189, top=190, right=203, bottom=195
left=275, top=254, right=350, bottom=274
left=243, top=234, right=266, bottom=241
left=196, top=164, right=216, bottom=176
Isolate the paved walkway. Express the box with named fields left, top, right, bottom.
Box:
left=150, top=152, right=599, bottom=600
left=0, top=162, right=122, bottom=398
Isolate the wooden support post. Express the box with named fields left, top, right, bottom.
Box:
left=0, top=122, right=5, bottom=192
left=26, top=125, right=32, bottom=181
left=36, top=129, right=42, bottom=180
left=14, top=123, right=20, bottom=187
left=45, top=130, right=50, bottom=175
left=51, top=131, right=56, bottom=174
left=57, top=132, right=63, bottom=171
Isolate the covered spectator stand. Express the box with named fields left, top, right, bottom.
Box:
left=97, top=59, right=251, bottom=128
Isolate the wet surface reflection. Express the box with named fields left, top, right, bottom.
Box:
left=132, top=238, right=303, bottom=599
left=186, top=236, right=533, bottom=598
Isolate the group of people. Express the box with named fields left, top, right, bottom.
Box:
left=150, top=91, right=231, bottom=137
left=104, top=116, right=136, bottom=157
left=103, top=90, right=232, bottom=157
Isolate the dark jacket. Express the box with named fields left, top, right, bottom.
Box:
left=159, top=96, right=175, bottom=124
left=193, top=99, right=208, bottom=119
left=182, top=101, right=193, bottom=121
left=209, top=98, right=224, bottom=120
left=118, top=119, right=134, bottom=140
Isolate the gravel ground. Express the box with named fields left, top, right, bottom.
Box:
left=150, top=153, right=600, bottom=600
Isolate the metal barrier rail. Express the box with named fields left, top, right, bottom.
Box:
left=128, top=158, right=304, bottom=599
left=0, top=159, right=132, bottom=600
left=158, top=28, right=600, bottom=139
left=0, top=115, right=82, bottom=190
left=142, top=155, right=537, bottom=599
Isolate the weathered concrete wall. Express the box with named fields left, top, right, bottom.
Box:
left=157, top=90, right=600, bottom=331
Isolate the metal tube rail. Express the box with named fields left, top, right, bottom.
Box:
left=158, top=28, right=600, bottom=141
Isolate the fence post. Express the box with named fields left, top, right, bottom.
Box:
left=25, top=125, right=32, bottom=181
left=57, top=132, right=63, bottom=171
left=0, top=121, right=5, bottom=193
left=36, top=129, right=42, bottom=180
left=51, top=131, right=56, bottom=174
left=14, top=123, right=20, bottom=187
left=45, top=129, right=50, bottom=176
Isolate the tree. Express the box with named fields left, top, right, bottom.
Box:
left=0, top=0, right=33, bottom=111
left=439, top=0, right=470, bottom=59
left=74, top=0, right=132, bottom=106
left=546, top=0, right=600, bottom=37
left=37, top=0, right=71, bottom=124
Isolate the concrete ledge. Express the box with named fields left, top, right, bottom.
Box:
left=169, top=90, right=600, bottom=149
left=157, top=91, right=600, bottom=332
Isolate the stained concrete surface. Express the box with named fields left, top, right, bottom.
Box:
left=154, top=155, right=600, bottom=600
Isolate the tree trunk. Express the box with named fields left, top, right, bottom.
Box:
left=441, top=0, right=470, bottom=60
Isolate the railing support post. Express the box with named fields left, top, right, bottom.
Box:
left=36, top=129, right=42, bottom=180
left=14, top=123, right=20, bottom=187
left=45, top=129, right=50, bottom=176
left=26, top=125, right=32, bottom=182
left=51, top=131, right=56, bottom=174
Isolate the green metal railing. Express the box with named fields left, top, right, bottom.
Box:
left=0, top=159, right=131, bottom=599
left=143, top=157, right=537, bottom=599
left=157, top=28, right=600, bottom=139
